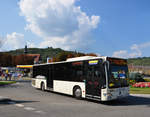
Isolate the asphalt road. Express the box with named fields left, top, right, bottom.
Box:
left=0, top=81, right=150, bottom=117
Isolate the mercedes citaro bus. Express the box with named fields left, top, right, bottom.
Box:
left=32, top=56, right=129, bottom=101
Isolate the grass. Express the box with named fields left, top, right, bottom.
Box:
left=130, top=87, right=150, bottom=94
left=0, top=81, right=16, bottom=86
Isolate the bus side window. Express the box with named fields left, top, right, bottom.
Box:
left=71, top=62, right=84, bottom=82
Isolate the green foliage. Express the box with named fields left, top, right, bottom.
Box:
left=56, top=52, right=70, bottom=61
left=129, top=80, right=136, bottom=86
left=4, top=47, right=91, bottom=63
left=4, top=48, right=150, bottom=65
left=130, top=87, right=150, bottom=94
left=128, top=57, right=150, bottom=66
left=0, top=81, right=16, bottom=85
left=54, top=51, right=97, bottom=62
left=144, top=78, right=150, bottom=82
left=6, top=47, right=65, bottom=63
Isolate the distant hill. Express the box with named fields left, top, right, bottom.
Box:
left=128, top=57, right=150, bottom=66
left=3, top=47, right=150, bottom=66
left=5, top=47, right=67, bottom=62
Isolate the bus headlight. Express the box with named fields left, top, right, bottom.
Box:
left=109, top=83, right=114, bottom=87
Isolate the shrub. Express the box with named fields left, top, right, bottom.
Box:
left=129, top=80, right=136, bottom=86
left=144, top=78, right=150, bottom=82
left=132, top=82, right=150, bottom=88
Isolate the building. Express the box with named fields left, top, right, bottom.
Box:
left=26, top=54, right=41, bottom=64
left=128, top=64, right=150, bottom=75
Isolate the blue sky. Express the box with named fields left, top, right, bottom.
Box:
left=0, top=0, right=150, bottom=58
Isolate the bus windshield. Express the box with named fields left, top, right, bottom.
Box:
left=109, top=65, right=129, bottom=88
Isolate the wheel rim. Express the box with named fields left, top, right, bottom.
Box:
left=75, top=89, right=81, bottom=97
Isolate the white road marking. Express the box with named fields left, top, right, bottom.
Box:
left=34, top=110, right=46, bottom=114
left=130, top=94, right=150, bottom=97
left=24, top=107, right=36, bottom=111
left=15, top=104, right=25, bottom=107
left=7, top=101, right=46, bottom=114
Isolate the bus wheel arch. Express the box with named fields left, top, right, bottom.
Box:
left=73, top=85, right=82, bottom=99
left=41, top=82, right=45, bottom=91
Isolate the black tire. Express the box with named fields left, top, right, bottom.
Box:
left=41, top=82, right=45, bottom=91
left=73, top=87, right=82, bottom=99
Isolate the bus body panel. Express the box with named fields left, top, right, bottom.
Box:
left=32, top=78, right=47, bottom=89
left=53, top=80, right=86, bottom=98
left=32, top=56, right=129, bottom=101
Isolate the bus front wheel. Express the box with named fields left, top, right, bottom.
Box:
left=73, top=87, right=82, bottom=99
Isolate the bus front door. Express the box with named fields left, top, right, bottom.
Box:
left=86, top=65, right=101, bottom=99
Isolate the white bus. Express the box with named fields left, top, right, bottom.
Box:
left=31, top=56, right=129, bottom=101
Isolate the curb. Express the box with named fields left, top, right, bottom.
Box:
left=0, top=81, right=17, bottom=86
left=130, top=94, right=150, bottom=97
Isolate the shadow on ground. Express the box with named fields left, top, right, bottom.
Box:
left=0, top=99, right=39, bottom=105
left=45, top=90, right=150, bottom=107
left=85, top=95, right=150, bottom=106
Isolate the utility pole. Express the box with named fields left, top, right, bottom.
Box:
left=24, top=45, right=28, bottom=54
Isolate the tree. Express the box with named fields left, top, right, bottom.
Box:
left=86, top=53, right=97, bottom=57
left=67, top=53, right=75, bottom=58
left=75, top=52, right=85, bottom=57
left=56, top=52, right=69, bottom=61
left=55, top=51, right=98, bottom=62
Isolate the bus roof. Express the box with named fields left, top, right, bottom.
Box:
left=33, top=56, right=126, bottom=66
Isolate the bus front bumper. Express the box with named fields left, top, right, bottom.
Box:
left=101, top=87, right=129, bottom=101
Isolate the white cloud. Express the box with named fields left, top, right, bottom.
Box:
left=0, top=37, right=3, bottom=47
left=0, top=32, right=39, bottom=51
left=112, top=50, right=128, bottom=58
left=0, top=37, right=4, bottom=51
left=138, top=42, right=150, bottom=48
left=27, top=41, right=36, bottom=48
left=19, top=0, right=100, bottom=50
left=0, top=32, right=25, bottom=51
left=112, top=42, right=150, bottom=58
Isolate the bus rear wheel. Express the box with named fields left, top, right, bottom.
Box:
left=73, top=87, right=82, bottom=99
left=41, top=82, right=45, bottom=91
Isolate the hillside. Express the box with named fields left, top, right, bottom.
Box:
left=128, top=57, right=150, bottom=66
left=6, top=47, right=66, bottom=62
left=4, top=47, right=150, bottom=66
left=5, top=47, right=84, bottom=63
